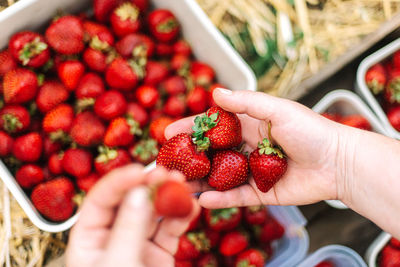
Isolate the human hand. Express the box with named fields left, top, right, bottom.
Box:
left=66, top=164, right=199, bottom=267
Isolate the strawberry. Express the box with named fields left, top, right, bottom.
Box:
left=187, top=86, right=209, bottom=114
left=175, top=232, right=210, bottom=260
left=36, top=81, right=69, bottom=113
left=339, top=115, right=371, bottom=131
left=235, top=248, right=265, bottom=267
left=387, top=105, right=400, bottom=131
left=190, top=61, right=215, bottom=87
left=143, top=61, right=169, bottom=86
left=110, top=2, right=141, bottom=38
left=150, top=108, right=163, bottom=120
left=261, top=243, right=273, bottom=262
left=187, top=210, right=201, bottom=232
left=321, top=112, right=342, bottom=122
left=43, top=136, right=62, bottom=157
left=104, top=116, right=141, bottom=147
left=192, top=106, right=242, bottom=150
left=175, top=261, right=193, bottom=267
left=208, top=83, right=225, bottom=107
left=219, top=231, right=248, bottom=256
left=70, top=111, right=105, bottom=147
left=365, top=63, right=386, bottom=95
left=381, top=245, right=400, bottom=267
left=126, top=102, right=149, bottom=127
left=13, top=132, right=42, bottom=162
left=31, top=177, right=75, bottom=221
left=0, top=131, right=13, bottom=157
left=83, top=20, right=115, bottom=48
left=132, top=0, right=148, bottom=12
left=48, top=153, right=64, bottom=175
left=94, top=0, right=123, bottom=22
left=156, top=133, right=211, bottom=180
left=208, top=150, right=249, bottom=191
left=205, top=228, right=221, bottom=248
left=153, top=180, right=193, bottom=217
left=45, top=16, right=84, bottom=55
left=58, top=60, right=85, bottom=90
left=3, top=68, right=38, bottom=104
left=203, top=208, right=242, bottom=231
left=390, top=238, right=400, bottom=249
left=256, top=217, right=285, bottom=242
left=62, top=148, right=93, bottom=178
left=315, top=261, right=335, bottom=267
left=156, top=43, right=173, bottom=57
left=149, top=116, right=174, bottom=145
left=9, top=31, right=50, bottom=68
left=115, top=33, right=154, bottom=58
left=171, top=54, right=190, bottom=73
left=163, top=95, right=186, bottom=117
left=244, top=205, right=268, bottom=225
left=83, top=48, right=109, bottom=73
left=385, top=69, right=400, bottom=104
left=76, top=172, right=100, bottom=193
left=75, top=73, right=105, bottom=109
left=94, top=90, right=127, bottom=120
left=249, top=136, right=287, bottom=193
left=161, top=75, right=186, bottom=95
left=148, top=9, right=180, bottom=43
left=393, top=50, right=400, bottom=69
left=0, top=50, right=17, bottom=77
left=42, top=104, right=74, bottom=134
left=135, top=85, right=160, bottom=109
left=0, top=105, right=30, bottom=133
left=197, top=253, right=218, bottom=267
left=106, top=58, right=139, bottom=91
left=95, top=147, right=131, bottom=175
left=173, top=40, right=192, bottom=56
left=129, top=138, right=158, bottom=164
left=15, top=164, right=44, bottom=189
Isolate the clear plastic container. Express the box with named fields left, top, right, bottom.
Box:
left=0, top=0, right=256, bottom=232
left=298, top=245, right=367, bottom=267
left=365, top=232, right=391, bottom=267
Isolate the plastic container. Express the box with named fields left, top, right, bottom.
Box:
left=312, top=89, right=389, bottom=209
left=356, top=38, right=400, bottom=139
left=365, top=232, right=391, bottom=267
left=0, top=0, right=257, bottom=232
left=298, top=245, right=367, bottom=267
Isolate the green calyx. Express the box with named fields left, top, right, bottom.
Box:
left=128, top=58, right=146, bottom=79
left=75, top=98, right=96, bottom=113
left=237, top=259, right=256, bottom=267
left=157, top=18, right=179, bottom=33
left=257, top=138, right=284, bottom=158
left=115, top=2, right=139, bottom=21
left=2, top=114, right=22, bottom=133
left=90, top=36, right=111, bottom=52
left=132, top=139, right=158, bottom=161
left=248, top=205, right=265, bottom=213
left=126, top=115, right=143, bottom=136
left=96, top=146, right=118, bottom=163
left=389, top=79, right=400, bottom=103
left=50, top=130, right=72, bottom=144
left=37, top=73, right=45, bottom=86
left=210, top=207, right=239, bottom=225
left=19, top=37, right=48, bottom=65
left=192, top=111, right=219, bottom=152
left=187, top=232, right=210, bottom=252
left=367, top=80, right=384, bottom=95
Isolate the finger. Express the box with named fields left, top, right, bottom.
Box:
left=146, top=167, right=185, bottom=186
left=143, top=241, right=175, bottom=267
left=187, top=180, right=214, bottom=193
left=164, top=115, right=197, bottom=140
left=106, top=186, right=152, bottom=263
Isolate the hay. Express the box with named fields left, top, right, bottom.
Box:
left=0, top=0, right=17, bottom=11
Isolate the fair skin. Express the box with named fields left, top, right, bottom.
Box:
left=67, top=88, right=400, bottom=266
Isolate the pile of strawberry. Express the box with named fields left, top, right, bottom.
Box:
left=379, top=237, right=400, bottom=266
left=322, top=112, right=371, bottom=131
left=365, top=50, right=400, bottom=132
left=314, top=260, right=335, bottom=267
left=175, top=205, right=285, bottom=267
left=0, top=0, right=221, bottom=222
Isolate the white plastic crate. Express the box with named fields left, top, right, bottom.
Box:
left=365, top=232, right=391, bottom=267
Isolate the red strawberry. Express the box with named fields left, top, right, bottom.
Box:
left=95, top=147, right=131, bottom=175
left=187, top=86, right=209, bottom=114
left=83, top=48, right=108, bottom=73
left=208, top=83, right=225, bottom=107
left=244, top=205, right=268, bottom=225
left=94, top=0, right=123, bottom=22
left=77, top=172, right=100, bottom=193
left=148, top=9, right=180, bottom=43
left=235, top=248, right=265, bottom=267
left=83, top=20, right=114, bottom=48
left=3, top=68, right=38, bottom=104
left=42, top=104, right=74, bottom=134
left=115, top=33, right=154, bottom=58
left=387, top=105, right=400, bottom=131
left=390, top=237, right=400, bottom=249
left=156, top=133, right=211, bottom=180
left=110, top=2, right=141, bottom=38
left=173, top=40, right=192, bottom=56
left=150, top=108, right=163, bottom=120
left=135, top=85, right=160, bottom=109
left=70, top=111, right=106, bottom=147
left=132, top=0, right=148, bottom=12
left=16, top=164, right=44, bottom=189
left=149, top=116, right=174, bottom=145
left=106, top=58, right=139, bottom=91
left=205, top=228, right=221, bottom=248
left=62, top=148, right=93, bottom=178
left=175, top=232, right=210, bottom=260
left=0, top=50, right=17, bottom=77
left=153, top=180, right=193, bottom=217
left=257, top=217, right=285, bottom=242
left=393, top=50, right=400, bottom=69
left=75, top=72, right=105, bottom=101
left=161, top=75, right=187, bottom=95
left=197, top=253, right=218, bottom=267
left=163, top=95, right=186, bottom=118
left=0, top=131, right=13, bottom=157
left=126, top=102, right=149, bottom=127
left=249, top=137, right=287, bottom=193
left=36, top=81, right=69, bottom=113
left=143, top=61, right=169, bottom=86
left=385, top=69, right=400, bottom=104
left=365, top=63, right=386, bottom=95
left=45, top=16, right=84, bottom=55
left=94, top=90, right=127, bottom=120
left=48, top=152, right=64, bottom=175
left=190, top=61, right=215, bottom=87
left=321, top=112, right=342, bottom=122
left=315, top=261, right=335, bottom=267
left=13, top=132, right=42, bottom=162
left=171, top=54, right=190, bottom=73
left=339, top=115, right=371, bottom=131
left=219, top=231, right=248, bottom=256
left=104, top=117, right=141, bottom=147
left=175, top=261, right=193, bottom=267
left=31, top=177, right=75, bottom=221
left=262, top=243, right=273, bottom=262
left=156, top=43, right=173, bottom=57
left=129, top=138, right=158, bottom=164
left=0, top=105, right=30, bottom=133
left=43, top=136, right=62, bottom=157
left=192, top=106, right=242, bottom=150
left=208, top=150, right=249, bottom=191
left=381, top=245, right=400, bottom=267
left=58, top=60, right=85, bottom=90
left=203, top=208, right=242, bottom=231
left=9, top=31, right=50, bottom=68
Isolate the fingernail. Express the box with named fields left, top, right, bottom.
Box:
left=216, top=88, right=232, bottom=95
left=127, top=186, right=148, bottom=208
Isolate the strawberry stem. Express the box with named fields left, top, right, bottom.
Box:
left=192, top=111, right=219, bottom=151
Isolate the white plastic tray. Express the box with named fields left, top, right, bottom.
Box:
left=365, top=232, right=391, bottom=267
left=0, top=0, right=256, bottom=233
left=356, top=38, right=400, bottom=139
left=312, top=89, right=389, bottom=209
